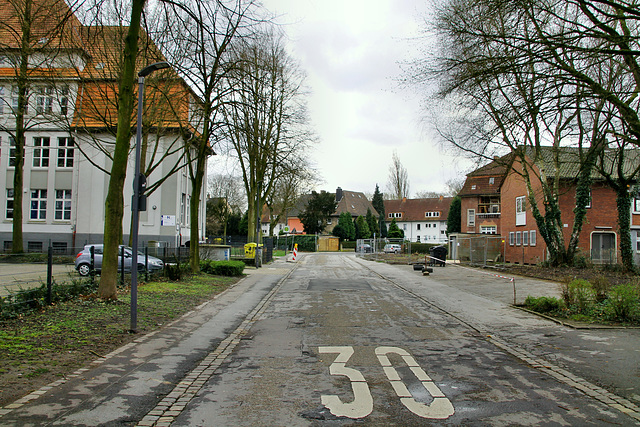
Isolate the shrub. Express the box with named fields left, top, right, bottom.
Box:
left=200, top=260, right=245, bottom=277
left=524, top=296, right=564, bottom=313
left=164, top=263, right=182, bottom=281
left=605, top=284, right=639, bottom=322
left=408, top=243, right=440, bottom=255
left=562, top=279, right=595, bottom=313
left=590, top=275, right=611, bottom=303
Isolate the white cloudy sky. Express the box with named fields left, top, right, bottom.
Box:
left=214, top=0, right=473, bottom=197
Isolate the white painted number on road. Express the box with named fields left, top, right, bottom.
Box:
left=319, top=346, right=454, bottom=420
left=318, top=346, right=374, bottom=418
left=376, top=346, right=454, bottom=419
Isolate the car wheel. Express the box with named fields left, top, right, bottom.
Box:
left=77, top=263, right=90, bottom=276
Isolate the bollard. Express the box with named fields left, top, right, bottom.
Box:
left=145, top=246, right=149, bottom=281
left=46, top=244, right=53, bottom=305
left=90, top=245, right=95, bottom=286
left=120, top=248, right=125, bottom=286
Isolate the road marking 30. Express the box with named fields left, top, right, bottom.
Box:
left=319, top=346, right=454, bottom=420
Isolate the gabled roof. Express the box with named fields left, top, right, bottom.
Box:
left=384, top=197, right=453, bottom=222
left=459, top=154, right=512, bottom=197
left=334, top=190, right=378, bottom=218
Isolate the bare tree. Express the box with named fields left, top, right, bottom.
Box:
left=386, top=150, right=410, bottom=199
left=153, top=0, right=259, bottom=272
left=419, top=0, right=634, bottom=266
left=0, top=0, right=84, bottom=253
left=206, top=173, right=245, bottom=238
left=222, top=30, right=315, bottom=243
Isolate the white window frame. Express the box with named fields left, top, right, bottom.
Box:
left=54, top=189, right=72, bottom=221
left=509, top=232, right=514, bottom=246
left=585, top=189, right=592, bottom=209
left=530, top=230, right=537, bottom=246
left=467, top=209, right=475, bottom=227
left=32, top=137, right=50, bottom=168
left=59, top=86, right=69, bottom=116
left=523, top=230, right=529, bottom=246
left=9, top=136, right=18, bottom=167
left=489, top=177, right=495, bottom=185
left=57, top=137, right=74, bottom=168
left=515, top=231, right=522, bottom=246
left=6, top=188, right=14, bottom=219
left=30, top=189, right=47, bottom=220
left=480, top=225, right=497, bottom=235
left=516, top=196, right=526, bottom=226
left=633, top=195, right=640, bottom=214
left=36, top=87, right=53, bottom=114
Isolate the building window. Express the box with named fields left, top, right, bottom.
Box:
left=467, top=209, right=475, bottom=227
left=180, top=193, right=186, bottom=224
left=516, top=231, right=522, bottom=246
left=59, top=86, right=69, bottom=116
left=480, top=225, right=497, bottom=234
left=509, top=232, right=515, bottom=246
left=33, top=137, right=50, bottom=167
left=636, top=234, right=640, bottom=252
left=633, top=195, right=640, bottom=213
left=489, top=177, right=495, bottom=185
left=6, top=189, right=14, bottom=219
left=417, top=223, right=421, bottom=230
left=57, top=137, right=74, bottom=167
left=516, top=196, right=526, bottom=226
left=471, top=185, right=476, bottom=190
left=9, top=136, right=18, bottom=167
left=0, top=87, right=4, bottom=114
left=30, top=189, right=47, bottom=220
left=403, top=224, right=407, bottom=230
left=55, top=190, right=71, bottom=220
left=425, top=212, right=440, bottom=218
left=11, top=86, right=27, bottom=114
left=27, top=241, right=43, bottom=252
left=416, top=236, right=420, bottom=242
left=523, top=230, right=529, bottom=246
left=52, top=242, right=67, bottom=254
left=530, top=230, right=536, bottom=246
left=36, top=87, right=53, bottom=114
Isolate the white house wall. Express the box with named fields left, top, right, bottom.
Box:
left=0, top=130, right=206, bottom=252
left=395, top=220, right=448, bottom=244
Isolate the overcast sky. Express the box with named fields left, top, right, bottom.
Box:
left=214, top=0, right=473, bottom=197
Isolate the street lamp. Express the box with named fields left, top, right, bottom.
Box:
left=131, top=61, right=170, bottom=333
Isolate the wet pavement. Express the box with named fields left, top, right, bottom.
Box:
left=0, top=253, right=638, bottom=426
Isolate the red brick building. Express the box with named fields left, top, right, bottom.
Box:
left=498, top=147, right=640, bottom=265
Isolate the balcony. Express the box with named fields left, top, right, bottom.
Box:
left=477, top=212, right=501, bottom=220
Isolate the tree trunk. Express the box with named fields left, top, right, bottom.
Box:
left=616, top=188, right=634, bottom=271
left=98, top=0, right=146, bottom=300
left=189, top=152, right=206, bottom=273
left=11, top=0, right=32, bottom=254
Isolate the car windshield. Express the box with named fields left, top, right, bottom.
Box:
left=122, top=247, right=145, bottom=257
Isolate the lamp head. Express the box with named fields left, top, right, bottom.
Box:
left=139, top=61, right=170, bottom=77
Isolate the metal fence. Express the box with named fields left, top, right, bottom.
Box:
left=450, top=235, right=504, bottom=266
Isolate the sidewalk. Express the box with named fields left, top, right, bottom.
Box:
left=0, top=258, right=297, bottom=426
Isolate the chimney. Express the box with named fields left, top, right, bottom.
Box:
left=439, top=195, right=443, bottom=202
left=336, top=187, right=343, bottom=202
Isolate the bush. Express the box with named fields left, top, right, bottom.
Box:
left=164, top=263, right=182, bottom=281
left=590, top=275, right=611, bottom=303
left=605, top=284, right=639, bottom=322
left=524, top=296, right=565, bottom=313
left=562, top=279, right=595, bottom=313
left=408, top=243, right=440, bottom=255
left=200, top=260, right=245, bottom=277
left=1, top=278, right=98, bottom=319
left=341, top=241, right=356, bottom=250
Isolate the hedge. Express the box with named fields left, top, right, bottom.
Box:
left=199, top=260, right=245, bottom=276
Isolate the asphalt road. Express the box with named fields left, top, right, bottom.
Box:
left=1, top=253, right=638, bottom=426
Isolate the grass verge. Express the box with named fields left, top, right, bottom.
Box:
left=0, top=273, right=240, bottom=407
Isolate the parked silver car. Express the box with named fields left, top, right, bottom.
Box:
left=75, top=244, right=164, bottom=276
left=384, top=244, right=402, bottom=254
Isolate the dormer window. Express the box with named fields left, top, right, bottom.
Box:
left=471, top=185, right=476, bottom=190
left=489, top=177, right=495, bottom=185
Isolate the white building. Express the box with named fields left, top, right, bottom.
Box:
left=0, top=2, right=206, bottom=253
left=384, top=197, right=453, bottom=244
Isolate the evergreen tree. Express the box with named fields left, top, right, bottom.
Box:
left=365, top=208, right=378, bottom=237
left=299, top=190, right=337, bottom=234
left=355, top=216, right=371, bottom=239
left=332, top=212, right=355, bottom=240
left=387, top=218, right=404, bottom=238
left=372, top=184, right=385, bottom=217
left=379, top=214, right=388, bottom=237
left=446, top=196, right=462, bottom=235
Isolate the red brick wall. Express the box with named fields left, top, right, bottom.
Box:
left=501, top=166, right=547, bottom=264
left=502, top=162, right=625, bottom=264
left=460, top=197, right=478, bottom=233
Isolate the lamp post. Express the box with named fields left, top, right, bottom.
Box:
left=131, top=61, right=170, bottom=333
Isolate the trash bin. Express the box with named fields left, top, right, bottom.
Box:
left=430, top=245, right=448, bottom=267
left=244, top=243, right=257, bottom=259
